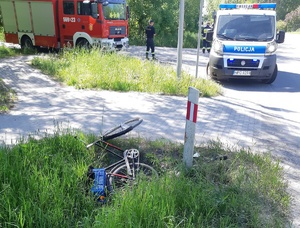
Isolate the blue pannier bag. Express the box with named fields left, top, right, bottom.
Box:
left=90, top=168, right=106, bottom=202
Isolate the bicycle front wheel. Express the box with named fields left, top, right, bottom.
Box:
left=108, top=163, right=158, bottom=189
left=102, top=118, right=143, bottom=141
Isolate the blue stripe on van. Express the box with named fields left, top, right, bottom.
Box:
left=223, top=45, right=266, bottom=54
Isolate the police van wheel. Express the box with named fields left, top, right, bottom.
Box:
left=206, top=63, right=215, bottom=80
left=262, top=65, right=278, bottom=84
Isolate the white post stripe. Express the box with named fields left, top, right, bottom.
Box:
left=189, top=103, right=195, bottom=122
left=183, top=87, right=200, bottom=168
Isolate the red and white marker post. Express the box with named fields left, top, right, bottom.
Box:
left=183, top=87, right=200, bottom=168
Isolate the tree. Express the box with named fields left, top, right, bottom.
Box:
left=206, top=0, right=300, bottom=21
left=284, top=6, right=300, bottom=31
left=276, top=0, right=300, bottom=21
left=127, top=0, right=202, bottom=47
left=0, top=9, right=2, bottom=27
left=127, top=0, right=180, bottom=46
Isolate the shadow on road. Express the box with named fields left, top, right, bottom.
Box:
left=219, top=71, right=300, bottom=92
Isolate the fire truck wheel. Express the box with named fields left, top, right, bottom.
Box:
left=77, top=39, right=91, bottom=49
left=21, top=36, right=34, bottom=50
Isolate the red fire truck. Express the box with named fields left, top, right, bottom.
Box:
left=0, top=0, right=129, bottom=50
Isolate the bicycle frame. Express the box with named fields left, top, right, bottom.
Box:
left=92, top=139, right=139, bottom=177
left=78, top=118, right=157, bottom=202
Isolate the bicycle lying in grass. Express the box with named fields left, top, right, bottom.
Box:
left=78, top=118, right=158, bottom=202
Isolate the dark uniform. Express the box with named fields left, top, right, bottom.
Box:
left=145, top=20, right=156, bottom=60
left=202, top=22, right=212, bottom=54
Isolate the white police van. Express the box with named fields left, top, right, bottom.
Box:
left=206, top=3, right=285, bottom=84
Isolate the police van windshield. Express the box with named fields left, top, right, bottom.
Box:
left=103, top=3, right=126, bottom=20
left=216, top=15, right=275, bottom=41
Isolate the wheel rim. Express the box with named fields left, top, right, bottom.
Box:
left=109, top=163, right=158, bottom=190
left=25, top=40, right=32, bottom=48
left=22, top=37, right=33, bottom=49
left=206, top=64, right=212, bottom=79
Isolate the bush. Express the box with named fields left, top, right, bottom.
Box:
left=130, top=31, right=204, bottom=49
left=284, top=6, right=300, bottom=32
left=183, top=31, right=199, bottom=48
left=276, top=20, right=287, bottom=32
left=0, top=11, right=2, bottom=27
left=0, top=26, right=4, bottom=42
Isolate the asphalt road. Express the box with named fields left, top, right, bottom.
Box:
left=124, top=34, right=300, bottom=226
left=0, top=33, right=300, bottom=226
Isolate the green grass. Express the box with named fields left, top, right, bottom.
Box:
left=0, top=44, right=23, bottom=58
left=0, top=131, right=291, bottom=227
left=0, top=27, right=37, bottom=58
left=0, top=27, right=4, bottom=42
left=31, top=49, right=222, bottom=97
left=0, top=78, right=16, bottom=113
left=0, top=27, right=22, bottom=58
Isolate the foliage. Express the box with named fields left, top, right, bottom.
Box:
left=0, top=7, right=2, bottom=27
left=127, top=0, right=202, bottom=47
left=0, top=44, right=21, bottom=58
left=277, top=20, right=287, bottom=31
left=0, top=133, right=95, bottom=227
left=0, top=42, right=37, bottom=58
left=183, top=31, right=199, bottom=48
left=277, top=0, right=300, bottom=21
left=0, top=27, right=4, bottom=42
left=0, top=133, right=291, bottom=227
left=206, top=0, right=300, bottom=36
left=0, top=78, right=16, bottom=113
left=31, top=49, right=222, bottom=97
left=1, top=0, right=300, bottom=47
left=207, top=0, right=300, bottom=19
left=284, top=6, right=300, bottom=32
left=127, top=0, right=180, bottom=47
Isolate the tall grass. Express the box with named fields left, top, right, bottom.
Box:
left=0, top=131, right=291, bottom=227
left=0, top=45, right=22, bottom=58
left=0, top=27, right=4, bottom=42
left=31, top=49, right=222, bottom=97
left=0, top=78, right=16, bottom=113
left=0, top=133, right=96, bottom=227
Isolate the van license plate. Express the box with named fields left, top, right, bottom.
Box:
left=233, top=70, right=251, bottom=76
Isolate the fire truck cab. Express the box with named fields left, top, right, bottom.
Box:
left=0, top=0, right=129, bottom=50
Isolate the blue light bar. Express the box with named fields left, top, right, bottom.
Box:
left=219, top=3, right=276, bottom=10
left=219, top=4, right=237, bottom=9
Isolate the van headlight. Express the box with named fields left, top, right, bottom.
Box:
left=266, top=41, right=278, bottom=55
left=213, top=39, right=223, bottom=55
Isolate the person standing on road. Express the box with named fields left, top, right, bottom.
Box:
left=202, top=22, right=212, bottom=54
left=145, top=19, right=156, bottom=60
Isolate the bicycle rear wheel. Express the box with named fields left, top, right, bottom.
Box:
left=108, top=163, right=158, bottom=190
left=102, top=118, right=143, bottom=141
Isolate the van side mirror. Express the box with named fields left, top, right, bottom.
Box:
left=276, top=30, right=285, bottom=44
left=206, top=30, right=213, bottom=42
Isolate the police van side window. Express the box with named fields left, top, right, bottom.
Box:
left=77, top=2, right=91, bottom=15
left=63, top=1, right=75, bottom=15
